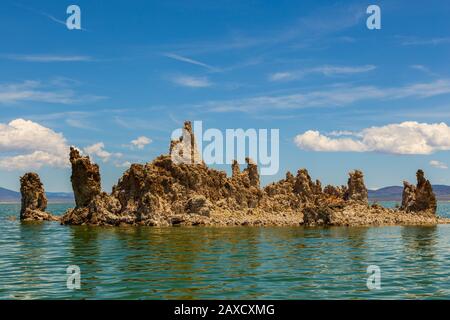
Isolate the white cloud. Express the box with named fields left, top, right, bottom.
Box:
left=295, top=130, right=367, bottom=152
left=430, top=160, right=448, bottom=169
left=328, top=130, right=359, bottom=137
left=295, top=121, right=450, bottom=155
left=0, top=80, right=106, bottom=104
left=130, top=136, right=152, bottom=150
left=269, top=72, right=296, bottom=81
left=115, top=161, right=132, bottom=168
left=269, top=65, right=376, bottom=82
left=313, top=65, right=376, bottom=76
left=84, top=142, right=122, bottom=163
left=0, top=119, right=69, bottom=170
left=171, top=75, right=212, bottom=88
left=4, top=54, right=92, bottom=62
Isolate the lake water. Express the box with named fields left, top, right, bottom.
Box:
left=1, top=202, right=449, bottom=299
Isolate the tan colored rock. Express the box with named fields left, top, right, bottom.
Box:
left=169, top=121, right=202, bottom=165
left=401, top=170, right=437, bottom=214
left=244, top=157, right=260, bottom=188
left=20, top=173, right=58, bottom=221
left=293, top=169, right=321, bottom=203
left=231, top=160, right=240, bottom=178
left=323, top=185, right=346, bottom=198
left=185, top=195, right=213, bottom=217
left=59, top=121, right=448, bottom=228
left=69, top=147, right=101, bottom=208
left=344, top=170, right=368, bottom=203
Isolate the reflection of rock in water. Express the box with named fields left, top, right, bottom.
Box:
left=401, top=226, right=438, bottom=260
left=68, top=226, right=101, bottom=298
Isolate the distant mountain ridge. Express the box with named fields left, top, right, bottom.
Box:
left=0, top=187, right=74, bottom=203
left=368, top=185, right=450, bottom=201
left=1, top=185, right=449, bottom=203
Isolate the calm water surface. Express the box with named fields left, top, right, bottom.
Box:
left=0, top=202, right=449, bottom=299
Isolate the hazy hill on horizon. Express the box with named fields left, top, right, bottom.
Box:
left=1, top=184, right=450, bottom=203
left=0, top=187, right=74, bottom=203
left=368, top=185, right=450, bottom=201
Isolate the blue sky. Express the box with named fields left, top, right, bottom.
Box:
left=1, top=0, right=450, bottom=192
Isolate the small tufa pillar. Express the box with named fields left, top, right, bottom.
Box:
left=20, top=173, right=57, bottom=221
left=69, top=147, right=101, bottom=208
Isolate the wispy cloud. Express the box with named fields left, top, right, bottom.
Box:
left=3, top=54, right=92, bottom=62
left=158, top=3, right=365, bottom=55
left=401, top=37, right=450, bottom=46
left=14, top=2, right=88, bottom=31
left=269, top=64, right=376, bottom=81
left=0, top=80, right=107, bottom=105
left=409, top=64, right=437, bottom=77
left=163, top=53, right=218, bottom=71
left=193, top=79, right=450, bottom=113
left=429, top=160, right=448, bottom=169
left=170, top=75, right=212, bottom=88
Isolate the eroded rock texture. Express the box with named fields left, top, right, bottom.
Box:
left=169, top=121, right=202, bottom=165
left=60, top=120, right=446, bottom=227
left=344, top=170, right=368, bottom=203
left=401, top=170, right=437, bottom=214
left=69, top=147, right=101, bottom=207
left=20, top=173, right=58, bottom=221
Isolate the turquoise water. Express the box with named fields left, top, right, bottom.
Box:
left=0, top=202, right=450, bottom=299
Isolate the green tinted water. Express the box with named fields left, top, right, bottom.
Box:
left=1, top=202, right=449, bottom=299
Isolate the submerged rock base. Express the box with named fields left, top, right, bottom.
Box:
left=303, top=202, right=446, bottom=227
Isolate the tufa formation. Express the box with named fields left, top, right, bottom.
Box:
left=20, top=121, right=446, bottom=227
left=20, top=173, right=58, bottom=221
left=401, top=169, right=437, bottom=213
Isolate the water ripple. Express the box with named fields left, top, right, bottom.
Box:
left=0, top=203, right=450, bottom=299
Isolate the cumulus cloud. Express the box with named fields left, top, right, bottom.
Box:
left=84, top=142, right=122, bottom=163
left=429, top=160, right=448, bottom=169
left=295, top=130, right=367, bottom=152
left=130, top=136, right=152, bottom=150
left=0, top=119, right=69, bottom=170
left=295, top=121, right=450, bottom=155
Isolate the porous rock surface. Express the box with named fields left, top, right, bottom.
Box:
left=401, top=170, right=437, bottom=214
left=20, top=173, right=58, bottom=221
left=59, top=121, right=448, bottom=227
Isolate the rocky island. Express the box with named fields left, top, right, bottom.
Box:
left=19, top=121, right=449, bottom=227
